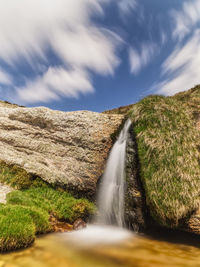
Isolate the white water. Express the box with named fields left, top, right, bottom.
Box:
left=62, top=120, right=132, bottom=246
left=97, top=119, right=132, bottom=227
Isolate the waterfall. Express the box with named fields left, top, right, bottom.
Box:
left=63, top=119, right=133, bottom=246
left=97, top=119, right=132, bottom=227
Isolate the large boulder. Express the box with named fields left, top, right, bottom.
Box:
left=0, top=103, right=123, bottom=198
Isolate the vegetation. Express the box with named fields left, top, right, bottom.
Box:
left=0, top=160, right=49, bottom=189
left=0, top=162, right=96, bottom=252
left=0, top=187, right=95, bottom=252
left=106, top=85, right=200, bottom=228
left=7, top=187, right=95, bottom=223
left=129, top=91, right=200, bottom=227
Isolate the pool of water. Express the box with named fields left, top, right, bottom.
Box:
left=1, top=228, right=200, bottom=267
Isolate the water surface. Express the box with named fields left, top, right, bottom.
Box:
left=1, top=230, right=200, bottom=267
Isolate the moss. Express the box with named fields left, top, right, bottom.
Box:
left=0, top=160, right=49, bottom=189
left=129, top=94, right=200, bottom=228
left=0, top=185, right=95, bottom=252
left=0, top=205, right=35, bottom=252
left=7, top=187, right=96, bottom=224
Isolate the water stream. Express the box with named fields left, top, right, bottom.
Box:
left=97, top=119, right=131, bottom=227
left=65, top=119, right=132, bottom=246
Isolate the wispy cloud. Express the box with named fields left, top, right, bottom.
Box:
left=129, top=42, right=158, bottom=75
left=17, top=67, right=93, bottom=104
left=117, top=0, right=137, bottom=16
left=155, top=30, right=200, bottom=95
left=171, top=0, right=200, bottom=40
left=0, top=70, right=12, bottom=85
left=0, top=0, right=122, bottom=104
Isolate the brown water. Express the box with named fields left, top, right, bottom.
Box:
left=1, top=231, right=200, bottom=267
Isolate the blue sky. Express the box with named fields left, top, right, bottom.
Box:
left=0, top=0, right=200, bottom=112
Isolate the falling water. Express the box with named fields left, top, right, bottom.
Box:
left=97, top=119, right=132, bottom=227
left=62, top=119, right=132, bottom=246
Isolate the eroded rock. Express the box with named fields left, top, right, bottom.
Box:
left=0, top=105, right=123, bottom=198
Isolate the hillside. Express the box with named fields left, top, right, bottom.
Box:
left=108, top=85, right=200, bottom=231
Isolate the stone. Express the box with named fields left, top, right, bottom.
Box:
left=73, top=219, right=87, bottom=230
left=0, top=183, right=13, bottom=204
left=124, top=126, right=146, bottom=232
left=0, top=104, right=123, bottom=198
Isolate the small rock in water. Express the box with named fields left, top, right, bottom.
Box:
left=73, top=219, right=87, bottom=230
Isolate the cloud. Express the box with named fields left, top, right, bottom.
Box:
left=161, top=31, right=167, bottom=45
left=0, top=70, right=12, bottom=85
left=171, top=0, right=200, bottom=40
left=17, top=67, right=93, bottom=104
left=0, top=0, right=121, bottom=104
left=155, top=30, right=200, bottom=95
left=129, top=42, right=158, bottom=75
left=117, top=0, right=137, bottom=16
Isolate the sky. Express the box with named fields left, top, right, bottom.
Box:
left=0, top=0, right=200, bottom=112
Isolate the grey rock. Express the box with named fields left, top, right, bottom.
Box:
left=0, top=104, right=123, bottom=198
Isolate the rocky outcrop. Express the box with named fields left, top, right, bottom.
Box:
left=125, top=126, right=146, bottom=232
left=0, top=105, right=123, bottom=198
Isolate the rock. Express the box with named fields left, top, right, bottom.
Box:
left=49, top=214, right=73, bottom=233
left=187, top=214, right=200, bottom=235
left=124, top=126, right=146, bottom=232
left=0, top=105, right=123, bottom=198
left=73, top=219, right=87, bottom=230
left=0, top=183, right=13, bottom=204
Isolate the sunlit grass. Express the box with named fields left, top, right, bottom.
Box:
left=129, top=90, right=200, bottom=227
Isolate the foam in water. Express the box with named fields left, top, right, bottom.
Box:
left=97, top=119, right=132, bottom=227
left=62, top=120, right=132, bottom=246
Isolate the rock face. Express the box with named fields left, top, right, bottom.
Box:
left=0, top=103, right=123, bottom=198
left=125, top=126, right=146, bottom=232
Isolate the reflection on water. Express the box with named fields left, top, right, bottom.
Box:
left=1, top=229, right=200, bottom=267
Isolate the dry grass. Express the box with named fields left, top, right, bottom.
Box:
left=129, top=93, right=200, bottom=227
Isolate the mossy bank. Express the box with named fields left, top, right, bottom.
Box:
left=108, top=85, right=200, bottom=231
left=0, top=162, right=96, bottom=252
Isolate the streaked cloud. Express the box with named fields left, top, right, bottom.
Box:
left=171, top=0, right=200, bottom=40
left=161, top=31, right=167, bottom=45
left=17, top=67, right=93, bottom=104
left=156, top=30, right=200, bottom=95
left=0, top=0, right=121, bottom=104
left=0, top=70, right=12, bottom=85
left=129, top=42, right=158, bottom=75
left=117, top=0, right=137, bottom=16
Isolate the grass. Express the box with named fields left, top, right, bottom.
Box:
left=129, top=93, right=200, bottom=227
left=7, top=187, right=96, bottom=223
left=0, top=205, right=36, bottom=252
left=0, top=187, right=96, bottom=252
left=0, top=162, right=96, bottom=252
left=0, top=160, right=49, bottom=189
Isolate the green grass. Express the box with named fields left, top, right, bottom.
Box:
left=0, top=160, right=49, bottom=189
left=129, top=93, right=200, bottom=227
left=7, top=187, right=96, bottom=223
left=0, top=187, right=95, bottom=252
left=0, top=205, right=35, bottom=252
left=0, top=181, right=95, bottom=252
